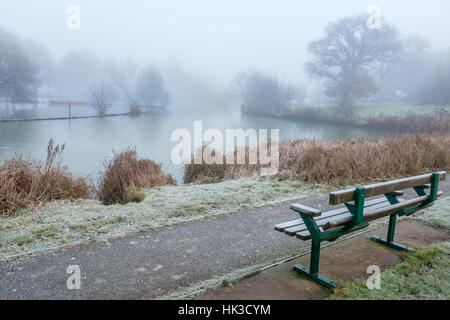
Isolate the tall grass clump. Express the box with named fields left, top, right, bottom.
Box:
left=184, top=133, right=450, bottom=186
left=183, top=146, right=263, bottom=184
left=97, top=148, right=176, bottom=205
left=0, top=140, right=90, bottom=215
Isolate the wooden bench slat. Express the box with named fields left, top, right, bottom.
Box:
left=295, top=192, right=442, bottom=241
left=387, top=190, right=404, bottom=197
left=296, top=227, right=324, bottom=240
left=274, top=197, right=391, bottom=232
left=329, top=171, right=446, bottom=205
left=325, top=191, right=443, bottom=230
left=285, top=199, right=396, bottom=236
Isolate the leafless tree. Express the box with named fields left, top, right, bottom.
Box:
left=87, top=83, right=116, bottom=115
left=232, top=71, right=305, bottom=115
left=135, top=68, right=170, bottom=109
left=108, top=59, right=138, bottom=105
left=0, top=28, right=38, bottom=101
left=306, top=14, right=401, bottom=113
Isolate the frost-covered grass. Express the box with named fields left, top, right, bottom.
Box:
left=0, top=176, right=322, bottom=260
left=330, top=242, right=450, bottom=300
left=412, top=196, right=450, bottom=230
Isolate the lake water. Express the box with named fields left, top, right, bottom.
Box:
left=0, top=103, right=389, bottom=183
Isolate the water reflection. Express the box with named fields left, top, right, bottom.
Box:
left=0, top=104, right=390, bottom=183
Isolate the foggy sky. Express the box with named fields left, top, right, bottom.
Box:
left=1, top=0, right=450, bottom=84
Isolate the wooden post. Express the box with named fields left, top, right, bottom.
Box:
left=69, top=101, right=72, bottom=119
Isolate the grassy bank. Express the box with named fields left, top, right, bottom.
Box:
left=0, top=144, right=176, bottom=215
left=0, top=140, right=90, bottom=215
left=185, top=133, right=450, bottom=186
left=256, top=105, right=450, bottom=134
left=331, top=242, right=450, bottom=300
left=0, top=176, right=320, bottom=260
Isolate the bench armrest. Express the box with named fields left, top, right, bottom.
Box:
left=290, top=204, right=322, bottom=217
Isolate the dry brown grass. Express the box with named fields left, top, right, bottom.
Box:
left=0, top=140, right=90, bottom=215
left=184, top=146, right=261, bottom=184
left=367, top=108, right=450, bottom=134
left=184, top=133, right=450, bottom=186
left=283, top=106, right=450, bottom=134
left=97, top=148, right=176, bottom=205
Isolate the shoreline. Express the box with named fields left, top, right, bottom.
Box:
left=0, top=108, right=166, bottom=123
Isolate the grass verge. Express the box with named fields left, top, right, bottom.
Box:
left=330, top=242, right=450, bottom=300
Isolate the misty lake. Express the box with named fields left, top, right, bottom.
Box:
left=0, top=103, right=389, bottom=183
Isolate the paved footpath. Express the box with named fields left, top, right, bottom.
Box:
left=1, top=181, right=449, bottom=299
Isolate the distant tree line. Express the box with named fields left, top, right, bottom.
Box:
left=232, top=71, right=306, bottom=115
left=0, top=27, right=171, bottom=115
left=0, top=28, right=39, bottom=101
left=234, top=13, right=450, bottom=117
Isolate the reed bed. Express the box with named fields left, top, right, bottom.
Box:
left=281, top=106, right=450, bottom=134
left=97, top=148, right=176, bottom=205
left=0, top=140, right=89, bottom=215
left=185, top=133, right=450, bottom=186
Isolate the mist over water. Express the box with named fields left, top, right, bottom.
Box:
left=0, top=1, right=449, bottom=182
left=0, top=106, right=387, bottom=182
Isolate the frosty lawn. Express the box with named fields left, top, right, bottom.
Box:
left=0, top=176, right=321, bottom=260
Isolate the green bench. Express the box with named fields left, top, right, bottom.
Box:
left=274, top=171, right=446, bottom=289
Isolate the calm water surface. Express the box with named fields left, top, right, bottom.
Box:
left=0, top=104, right=389, bottom=183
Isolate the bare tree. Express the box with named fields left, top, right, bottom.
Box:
left=0, top=28, right=38, bottom=101
left=306, top=14, right=401, bottom=113
left=135, top=68, right=170, bottom=109
left=87, top=83, right=116, bottom=115
left=232, top=71, right=305, bottom=115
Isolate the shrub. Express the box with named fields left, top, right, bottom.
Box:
left=0, top=140, right=90, bottom=215
left=97, top=148, right=176, bottom=205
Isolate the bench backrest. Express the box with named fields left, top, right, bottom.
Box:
left=329, top=171, right=447, bottom=205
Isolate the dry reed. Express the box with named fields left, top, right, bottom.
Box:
left=0, top=140, right=90, bottom=215
left=97, top=148, right=176, bottom=205
left=184, top=133, right=450, bottom=186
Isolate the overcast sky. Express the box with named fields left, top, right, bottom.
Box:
left=1, top=0, right=450, bottom=83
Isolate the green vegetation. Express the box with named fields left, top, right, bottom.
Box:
left=0, top=176, right=320, bottom=260
left=330, top=242, right=450, bottom=300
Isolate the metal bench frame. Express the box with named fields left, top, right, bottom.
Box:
left=291, top=172, right=442, bottom=289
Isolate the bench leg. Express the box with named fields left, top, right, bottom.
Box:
left=370, top=213, right=413, bottom=252
left=293, top=240, right=337, bottom=289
